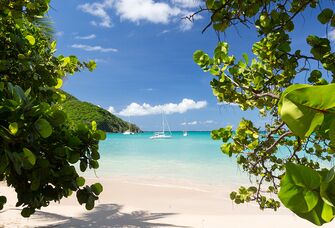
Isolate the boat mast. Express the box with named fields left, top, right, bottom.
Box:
left=162, top=112, right=165, bottom=133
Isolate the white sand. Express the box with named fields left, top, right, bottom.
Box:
left=0, top=178, right=333, bottom=228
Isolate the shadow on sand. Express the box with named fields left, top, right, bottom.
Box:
left=34, top=203, right=188, bottom=228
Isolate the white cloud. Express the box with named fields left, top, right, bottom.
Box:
left=181, top=120, right=214, bottom=125
left=182, top=121, right=198, bottom=125
left=78, top=0, right=203, bottom=30
left=56, top=31, right=64, bottom=37
left=203, top=120, right=214, bottom=124
left=115, top=0, right=181, bottom=24
left=118, top=98, right=207, bottom=116
left=78, top=0, right=114, bottom=28
left=71, top=44, right=118, bottom=52
left=172, top=0, right=201, bottom=8
left=75, top=34, right=96, bottom=40
left=217, top=101, right=239, bottom=106
left=108, top=106, right=116, bottom=114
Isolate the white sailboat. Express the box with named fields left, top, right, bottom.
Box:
left=123, top=118, right=135, bottom=135
left=183, top=131, right=188, bottom=136
left=123, top=130, right=134, bottom=135
left=150, top=114, right=172, bottom=139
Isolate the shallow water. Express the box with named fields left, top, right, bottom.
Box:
left=91, top=131, right=249, bottom=186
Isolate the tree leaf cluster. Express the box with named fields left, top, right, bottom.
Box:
left=0, top=0, right=103, bottom=217
left=194, top=0, right=335, bottom=225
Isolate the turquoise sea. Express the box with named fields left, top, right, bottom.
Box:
left=93, top=131, right=249, bottom=186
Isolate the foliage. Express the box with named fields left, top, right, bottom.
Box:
left=193, top=0, right=335, bottom=225
left=61, top=92, right=141, bottom=133
left=0, top=0, right=104, bottom=217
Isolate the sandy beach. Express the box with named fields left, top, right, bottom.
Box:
left=0, top=177, right=333, bottom=228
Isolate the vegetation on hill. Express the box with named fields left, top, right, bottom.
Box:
left=62, top=93, right=140, bottom=133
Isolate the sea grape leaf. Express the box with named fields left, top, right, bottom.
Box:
left=9, top=122, right=18, bottom=135
left=55, top=78, right=62, bottom=89
left=25, top=35, right=35, bottom=45
left=34, top=118, right=52, bottom=138
left=76, top=177, right=85, bottom=187
left=279, top=163, right=321, bottom=213
left=279, top=84, right=335, bottom=138
left=321, top=203, right=334, bottom=222
left=91, top=183, right=103, bottom=195
left=295, top=200, right=326, bottom=226
left=22, top=148, right=36, bottom=167
left=318, top=8, right=333, bottom=24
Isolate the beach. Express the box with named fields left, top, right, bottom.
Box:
left=0, top=132, right=333, bottom=227
left=0, top=177, right=333, bottom=228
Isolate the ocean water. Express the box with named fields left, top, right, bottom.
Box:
left=92, top=131, right=249, bottom=186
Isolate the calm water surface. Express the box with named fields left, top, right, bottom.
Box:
left=93, top=131, right=248, bottom=186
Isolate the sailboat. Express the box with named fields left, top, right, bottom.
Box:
left=123, top=130, right=134, bottom=135
left=183, top=131, right=188, bottom=136
left=123, top=118, right=135, bottom=135
left=150, top=114, right=172, bottom=139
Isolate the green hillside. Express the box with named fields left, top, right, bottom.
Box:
left=61, top=92, right=140, bottom=133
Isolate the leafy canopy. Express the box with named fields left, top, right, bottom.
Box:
left=193, top=0, right=335, bottom=225
left=0, top=0, right=105, bottom=217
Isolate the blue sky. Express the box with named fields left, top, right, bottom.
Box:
left=49, top=0, right=331, bottom=131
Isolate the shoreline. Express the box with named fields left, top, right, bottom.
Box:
left=0, top=177, right=332, bottom=227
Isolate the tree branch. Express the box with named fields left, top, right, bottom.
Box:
left=266, top=131, right=293, bottom=153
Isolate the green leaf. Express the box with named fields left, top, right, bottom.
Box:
left=0, top=196, right=7, bottom=204
left=50, top=110, right=66, bottom=126
left=91, top=151, right=100, bottom=160
left=51, top=40, right=56, bottom=50
left=23, top=148, right=36, bottom=167
left=9, top=122, right=18, bottom=135
left=242, top=53, right=249, bottom=64
left=279, top=163, right=321, bottom=213
left=54, top=78, right=63, bottom=89
left=76, top=177, right=85, bottom=187
left=97, top=130, right=106, bottom=140
left=279, top=84, right=335, bottom=138
left=85, top=197, right=95, bottom=210
left=92, top=121, right=97, bottom=131
left=80, top=160, right=88, bottom=172
left=25, top=35, right=35, bottom=45
left=86, top=60, right=97, bottom=72
left=21, top=207, right=35, bottom=218
left=91, top=183, right=103, bottom=195
left=318, top=8, right=333, bottom=24
left=69, top=152, right=80, bottom=164
left=76, top=190, right=88, bottom=205
left=34, top=118, right=52, bottom=138
left=321, top=202, right=334, bottom=222
left=296, top=200, right=325, bottom=226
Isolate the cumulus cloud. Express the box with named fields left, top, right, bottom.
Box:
left=118, top=98, right=207, bottom=116
left=71, top=44, right=118, bottom=52
left=115, top=0, right=181, bottom=24
left=78, top=0, right=203, bottom=30
left=108, top=106, right=116, bottom=114
left=78, top=0, right=114, bottom=28
left=75, top=34, right=96, bottom=40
